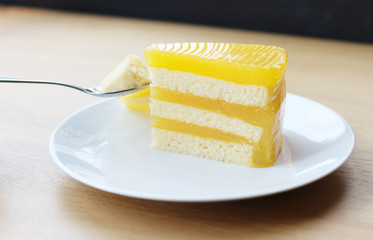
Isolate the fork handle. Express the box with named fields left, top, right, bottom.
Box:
left=0, top=77, right=86, bottom=92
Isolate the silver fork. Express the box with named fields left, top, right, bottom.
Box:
left=0, top=77, right=149, bottom=97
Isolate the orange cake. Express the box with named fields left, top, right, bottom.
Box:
left=143, top=43, right=287, bottom=167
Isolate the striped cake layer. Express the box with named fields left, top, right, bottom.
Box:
left=152, top=121, right=282, bottom=167
left=150, top=99, right=263, bottom=143
left=150, top=100, right=284, bottom=167
left=151, top=85, right=284, bottom=126
left=149, top=69, right=284, bottom=167
left=151, top=68, right=285, bottom=116
left=152, top=117, right=250, bottom=144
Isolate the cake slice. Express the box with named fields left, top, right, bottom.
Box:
left=144, top=43, right=287, bottom=167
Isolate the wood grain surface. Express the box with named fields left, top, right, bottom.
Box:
left=0, top=6, right=372, bottom=240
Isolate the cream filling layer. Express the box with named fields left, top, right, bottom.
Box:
left=150, top=99, right=263, bottom=143
left=150, top=67, right=269, bottom=107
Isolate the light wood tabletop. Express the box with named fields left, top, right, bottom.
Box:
left=1, top=6, right=372, bottom=240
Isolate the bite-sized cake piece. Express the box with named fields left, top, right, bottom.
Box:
left=101, top=55, right=150, bottom=93
left=145, top=43, right=287, bottom=167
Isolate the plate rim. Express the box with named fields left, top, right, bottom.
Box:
left=49, top=93, right=355, bottom=202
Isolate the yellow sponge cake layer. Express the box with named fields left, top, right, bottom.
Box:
left=151, top=67, right=269, bottom=107
left=145, top=43, right=287, bottom=87
left=144, top=43, right=287, bottom=167
left=152, top=128, right=254, bottom=166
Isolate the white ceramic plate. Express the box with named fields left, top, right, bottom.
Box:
left=50, top=93, right=355, bottom=202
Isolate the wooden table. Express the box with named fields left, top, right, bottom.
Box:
left=1, top=6, right=372, bottom=240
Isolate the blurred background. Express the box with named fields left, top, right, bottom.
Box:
left=1, top=0, right=372, bottom=43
